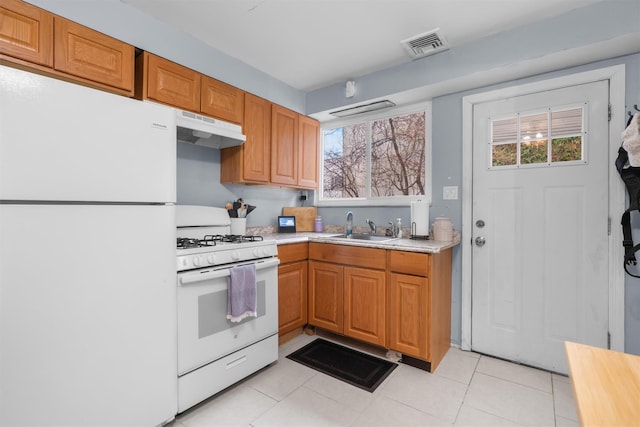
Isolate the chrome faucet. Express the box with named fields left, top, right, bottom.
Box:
left=365, top=218, right=376, bottom=234
left=346, top=211, right=353, bottom=236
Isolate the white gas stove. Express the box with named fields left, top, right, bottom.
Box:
left=175, top=205, right=279, bottom=413
left=176, top=205, right=278, bottom=271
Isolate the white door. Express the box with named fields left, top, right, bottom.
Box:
left=471, top=81, right=609, bottom=374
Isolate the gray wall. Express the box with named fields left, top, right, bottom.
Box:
left=177, top=142, right=301, bottom=227
left=28, top=0, right=640, bottom=354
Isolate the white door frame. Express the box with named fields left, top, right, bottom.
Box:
left=461, top=65, right=626, bottom=352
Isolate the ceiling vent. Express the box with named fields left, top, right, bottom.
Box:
left=401, top=28, right=449, bottom=59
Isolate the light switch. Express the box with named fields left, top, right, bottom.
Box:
left=443, top=186, right=458, bottom=200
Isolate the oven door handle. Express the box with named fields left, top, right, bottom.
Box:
left=179, top=258, right=280, bottom=286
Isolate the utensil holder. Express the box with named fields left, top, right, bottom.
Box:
left=230, top=218, right=247, bottom=236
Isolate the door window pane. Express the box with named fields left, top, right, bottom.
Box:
left=492, top=143, right=517, bottom=166
left=490, top=106, right=584, bottom=169
left=551, top=108, right=583, bottom=162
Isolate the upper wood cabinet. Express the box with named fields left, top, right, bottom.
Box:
left=0, top=0, right=134, bottom=94
left=54, top=18, right=134, bottom=93
left=0, top=0, right=53, bottom=67
left=270, top=104, right=319, bottom=189
left=271, top=104, right=299, bottom=186
left=223, top=101, right=319, bottom=189
left=136, top=51, right=200, bottom=112
left=201, top=75, right=244, bottom=125
left=297, top=115, right=320, bottom=189
left=221, top=93, right=271, bottom=184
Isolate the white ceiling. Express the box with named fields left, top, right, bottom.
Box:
left=122, top=0, right=605, bottom=93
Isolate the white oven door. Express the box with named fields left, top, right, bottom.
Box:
left=177, top=258, right=279, bottom=375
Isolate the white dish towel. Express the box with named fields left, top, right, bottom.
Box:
left=227, top=264, right=257, bottom=323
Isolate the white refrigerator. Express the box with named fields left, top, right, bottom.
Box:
left=0, top=65, right=177, bottom=425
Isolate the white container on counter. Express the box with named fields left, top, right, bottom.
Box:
left=230, top=218, right=246, bottom=235
left=432, top=217, right=453, bottom=242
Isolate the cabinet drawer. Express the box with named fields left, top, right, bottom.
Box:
left=54, top=17, right=134, bottom=93
left=278, top=242, right=308, bottom=264
left=309, top=242, right=385, bottom=270
left=388, top=250, right=429, bottom=277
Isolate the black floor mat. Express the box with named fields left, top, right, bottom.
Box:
left=286, top=338, right=397, bottom=392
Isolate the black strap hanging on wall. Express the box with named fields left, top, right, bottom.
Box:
left=618, top=105, right=640, bottom=277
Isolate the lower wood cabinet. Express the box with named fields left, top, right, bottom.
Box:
left=281, top=241, right=453, bottom=372
left=308, top=260, right=343, bottom=333
left=308, top=243, right=386, bottom=347
left=277, top=243, right=308, bottom=336
left=387, top=249, right=452, bottom=371
left=388, top=272, right=427, bottom=358
left=343, top=266, right=386, bottom=346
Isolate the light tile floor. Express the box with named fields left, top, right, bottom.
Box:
left=170, top=333, right=578, bottom=427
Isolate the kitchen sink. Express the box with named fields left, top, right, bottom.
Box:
left=329, top=233, right=397, bottom=242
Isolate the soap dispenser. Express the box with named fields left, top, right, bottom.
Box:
left=346, top=211, right=353, bottom=236
left=396, top=218, right=402, bottom=238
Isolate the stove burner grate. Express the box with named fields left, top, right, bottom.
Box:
left=177, top=235, right=264, bottom=249
left=204, top=234, right=265, bottom=244
left=177, top=237, right=216, bottom=249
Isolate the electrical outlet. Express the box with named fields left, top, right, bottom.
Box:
left=443, top=186, right=458, bottom=200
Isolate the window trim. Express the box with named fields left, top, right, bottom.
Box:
left=316, top=101, right=432, bottom=207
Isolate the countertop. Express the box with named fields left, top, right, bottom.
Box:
left=565, top=341, right=640, bottom=426
left=266, top=231, right=460, bottom=254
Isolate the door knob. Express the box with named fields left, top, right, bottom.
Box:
left=475, top=236, right=486, bottom=247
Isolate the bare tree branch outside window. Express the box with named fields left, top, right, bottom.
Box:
left=322, top=111, right=426, bottom=200
left=323, top=123, right=366, bottom=198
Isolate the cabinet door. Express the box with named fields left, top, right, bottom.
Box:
left=297, top=115, right=319, bottom=189
left=278, top=260, right=308, bottom=336
left=242, top=93, right=271, bottom=182
left=221, top=93, right=271, bottom=183
left=0, top=0, right=53, bottom=66
left=388, top=272, right=428, bottom=359
left=271, top=104, right=298, bottom=186
left=140, top=52, right=200, bottom=112
left=201, top=75, right=244, bottom=125
left=308, top=260, right=343, bottom=333
left=344, top=266, right=386, bottom=346
left=54, top=18, right=134, bottom=93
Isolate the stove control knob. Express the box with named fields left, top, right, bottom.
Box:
left=207, top=254, right=215, bottom=265
left=231, top=251, right=240, bottom=261
left=253, top=249, right=260, bottom=258
left=192, top=257, right=201, bottom=267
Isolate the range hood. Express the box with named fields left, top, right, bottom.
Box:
left=176, top=109, right=246, bottom=149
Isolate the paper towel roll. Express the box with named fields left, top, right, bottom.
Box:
left=410, top=200, right=430, bottom=237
